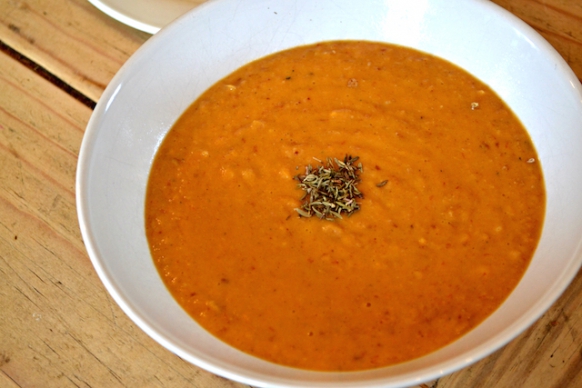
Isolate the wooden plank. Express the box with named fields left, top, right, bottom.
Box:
left=0, top=0, right=150, bottom=102
left=0, top=372, right=21, bottom=388
left=0, top=51, right=249, bottom=388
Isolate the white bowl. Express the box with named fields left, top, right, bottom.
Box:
left=76, top=0, right=582, bottom=386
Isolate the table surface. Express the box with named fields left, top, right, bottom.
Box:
left=1, top=1, right=581, bottom=387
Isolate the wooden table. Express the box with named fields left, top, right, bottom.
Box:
left=0, top=1, right=580, bottom=387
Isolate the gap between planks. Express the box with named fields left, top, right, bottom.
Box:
left=0, top=39, right=96, bottom=110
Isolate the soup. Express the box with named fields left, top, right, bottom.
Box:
left=145, top=41, right=545, bottom=371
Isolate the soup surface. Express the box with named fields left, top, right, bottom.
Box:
left=145, top=41, right=545, bottom=371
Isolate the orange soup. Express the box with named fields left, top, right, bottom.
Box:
left=145, top=41, right=545, bottom=371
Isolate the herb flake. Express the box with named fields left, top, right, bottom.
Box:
left=294, top=155, right=363, bottom=220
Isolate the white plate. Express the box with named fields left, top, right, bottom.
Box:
left=88, top=0, right=206, bottom=34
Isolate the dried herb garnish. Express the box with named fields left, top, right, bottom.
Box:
left=294, top=155, right=363, bottom=220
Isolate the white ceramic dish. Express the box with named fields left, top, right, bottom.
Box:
left=87, top=0, right=205, bottom=34
left=77, top=0, right=582, bottom=387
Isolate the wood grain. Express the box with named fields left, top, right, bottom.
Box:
left=0, top=0, right=150, bottom=102
left=0, top=51, right=249, bottom=388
